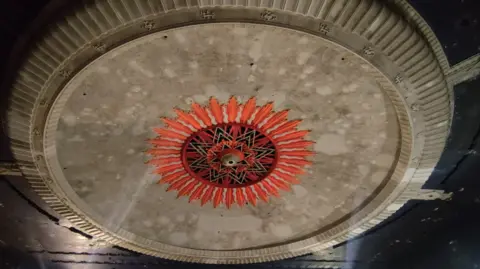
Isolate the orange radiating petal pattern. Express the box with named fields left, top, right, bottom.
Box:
left=245, top=187, right=257, bottom=206
left=148, top=96, right=315, bottom=208
left=177, top=180, right=199, bottom=197
left=261, top=180, right=280, bottom=197
left=277, top=164, right=306, bottom=175
left=161, top=118, right=193, bottom=134
left=237, top=104, right=244, bottom=119
left=148, top=139, right=183, bottom=148
left=167, top=177, right=192, bottom=192
left=269, top=120, right=302, bottom=136
left=240, top=97, right=256, bottom=123
left=155, top=163, right=183, bottom=174
left=277, top=140, right=315, bottom=149
left=209, top=97, right=223, bottom=124
left=148, top=157, right=181, bottom=166
left=166, top=174, right=189, bottom=185
left=174, top=109, right=202, bottom=130
left=227, top=97, right=238, bottom=122
left=201, top=186, right=215, bottom=206
left=267, top=177, right=291, bottom=191
left=253, top=184, right=268, bottom=202
left=261, top=110, right=289, bottom=130
left=272, top=170, right=301, bottom=184
left=213, top=188, right=223, bottom=208
left=274, top=130, right=310, bottom=142
left=147, top=148, right=180, bottom=155
left=252, top=102, right=273, bottom=125
left=159, top=171, right=188, bottom=184
left=279, top=157, right=312, bottom=166
left=189, top=184, right=207, bottom=202
left=280, top=150, right=315, bottom=157
left=236, top=188, right=246, bottom=207
left=191, top=103, right=212, bottom=126
left=225, top=188, right=234, bottom=209
left=154, top=128, right=187, bottom=140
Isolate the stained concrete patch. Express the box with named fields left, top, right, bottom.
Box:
left=314, top=134, right=349, bottom=155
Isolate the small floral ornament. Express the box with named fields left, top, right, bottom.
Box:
left=147, top=96, right=314, bottom=208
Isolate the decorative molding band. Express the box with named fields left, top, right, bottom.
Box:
left=446, top=54, right=480, bottom=86
left=312, top=247, right=345, bottom=260
left=88, top=238, right=112, bottom=248
left=406, top=189, right=453, bottom=201
left=394, top=0, right=450, bottom=74
left=394, top=0, right=454, bottom=126
left=0, top=162, right=22, bottom=176
left=5, top=0, right=452, bottom=264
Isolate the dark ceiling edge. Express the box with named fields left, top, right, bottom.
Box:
left=0, top=0, right=70, bottom=163
left=0, top=0, right=69, bottom=116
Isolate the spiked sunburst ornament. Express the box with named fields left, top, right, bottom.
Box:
left=147, top=97, right=314, bottom=208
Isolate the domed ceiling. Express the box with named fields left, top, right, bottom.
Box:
left=5, top=0, right=452, bottom=264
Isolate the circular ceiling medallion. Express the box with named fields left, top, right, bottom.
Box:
left=42, top=23, right=402, bottom=255
left=148, top=97, right=313, bottom=208
left=5, top=0, right=452, bottom=264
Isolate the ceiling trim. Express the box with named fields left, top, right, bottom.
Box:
left=5, top=0, right=452, bottom=264
left=446, top=53, right=480, bottom=86
left=394, top=0, right=450, bottom=73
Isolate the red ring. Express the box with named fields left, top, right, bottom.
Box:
left=181, top=123, right=279, bottom=188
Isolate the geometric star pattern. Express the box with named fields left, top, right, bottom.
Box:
left=147, top=96, right=314, bottom=208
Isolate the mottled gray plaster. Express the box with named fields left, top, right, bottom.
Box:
left=56, top=24, right=399, bottom=250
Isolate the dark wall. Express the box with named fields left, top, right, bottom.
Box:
left=409, top=0, right=480, bottom=65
